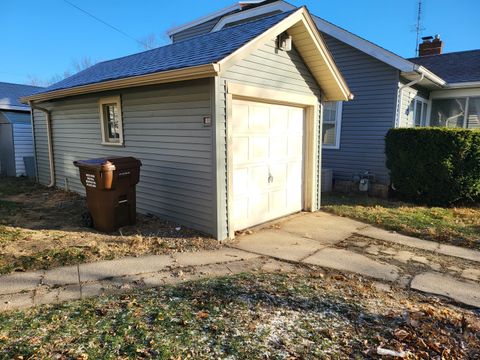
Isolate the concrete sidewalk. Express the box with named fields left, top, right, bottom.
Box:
left=1, top=211, right=479, bottom=311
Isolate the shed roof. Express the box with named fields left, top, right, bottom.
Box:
left=0, top=82, right=43, bottom=111
left=409, top=50, right=480, bottom=85
left=0, top=110, right=31, bottom=124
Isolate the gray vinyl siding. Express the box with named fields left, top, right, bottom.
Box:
left=321, top=34, right=399, bottom=185
left=12, top=123, right=34, bottom=176
left=215, top=38, right=323, bottom=239
left=32, top=79, right=216, bottom=235
left=32, top=110, right=50, bottom=184
left=172, top=16, right=223, bottom=43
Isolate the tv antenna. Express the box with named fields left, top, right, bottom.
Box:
left=414, top=0, right=426, bottom=56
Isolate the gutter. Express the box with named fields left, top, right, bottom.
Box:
left=28, top=101, right=55, bottom=188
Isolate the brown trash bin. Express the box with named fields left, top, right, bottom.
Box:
left=73, top=156, right=142, bottom=232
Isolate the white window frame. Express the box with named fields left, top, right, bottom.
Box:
left=99, top=96, right=124, bottom=146
left=322, top=101, right=342, bottom=149
left=428, top=91, right=480, bottom=128
left=412, top=96, right=429, bottom=127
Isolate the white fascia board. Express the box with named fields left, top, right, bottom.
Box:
left=415, top=66, right=446, bottom=86
left=0, top=104, right=30, bottom=111
left=211, top=1, right=296, bottom=32
left=313, top=16, right=416, bottom=73
left=166, top=3, right=241, bottom=37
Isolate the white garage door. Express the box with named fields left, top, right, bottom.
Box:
left=231, top=99, right=304, bottom=231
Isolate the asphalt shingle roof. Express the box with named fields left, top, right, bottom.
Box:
left=36, top=10, right=294, bottom=95
left=409, top=50, right=480, bottom=84
left=0, top=82, right=44, bottom=110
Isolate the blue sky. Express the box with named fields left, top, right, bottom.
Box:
left=2, top=0, right=479, bottom=85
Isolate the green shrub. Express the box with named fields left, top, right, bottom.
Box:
left=385, top=128, right=480, bottom=206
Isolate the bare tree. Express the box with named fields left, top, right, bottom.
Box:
left=139, top=33, right=159, bottom=50
left=27, top=57, right=95, bottom=87
left=72, top=57, right=94, bottom=73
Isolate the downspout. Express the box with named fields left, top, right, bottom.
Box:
left=396, top=73, right=424, bottom=127
left=28, top=101, right=55, bottom=187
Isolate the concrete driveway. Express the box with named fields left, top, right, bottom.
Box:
left=232, top=211, right=480, bottom=308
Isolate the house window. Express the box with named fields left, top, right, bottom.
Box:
left=99, top=96, right=123, bottom=145
left=322, top=101, right=342, bottom=149
left=430, top=98, right=466, bottom=128
left=407, top=97, right=428, bottom=127
left=466, top=97, right=480, bottom=129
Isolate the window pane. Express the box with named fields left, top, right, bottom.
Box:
left=414, top=100, right=422, bottom=126
left=322, top=123, right=336, bottom=146
left=104, top=104, right=120, bottom=141
left=323, top=102, right=337, bottom=123
left=467, top=97, right=480, bottom=129
left=430, top=98, right=466, bottom=128
left=421, top=102, right=428, bottom=126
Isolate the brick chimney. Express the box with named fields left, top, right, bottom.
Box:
left=418, top=35, right=443, bottom=56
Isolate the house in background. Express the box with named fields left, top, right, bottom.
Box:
left=0, top=82, right=43, bottom=177
left=408, top=44, right=480, bottom=130
left=166, top=1, right=480, bottom=196
left=23, top=8, right=351, bottom=240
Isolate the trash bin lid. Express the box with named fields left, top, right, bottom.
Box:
left=73, top=156, right=141, bottom=171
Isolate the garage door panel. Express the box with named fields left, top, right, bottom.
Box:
left=232, top=136, right=249, bottom=164
left=231, top=99, right=304, bottom=231
left=250, top=105, right=270, bottom=132
left=288, top=135, right=303, bottom=157
left=289, top=108, right=304, bottom=133
left=249, top=165, right=269, bottom=194
left=270, top=135, right=288, bottom=159
left=270, top=107, right=289, bottom=132
left=232, top=103, right=249, bottom=132
left=250, top=136, right=269, bottom=161
left=233, top=168, right=249, bottom=197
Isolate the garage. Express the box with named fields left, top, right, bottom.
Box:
left=231, top=99, right=304, bottom=231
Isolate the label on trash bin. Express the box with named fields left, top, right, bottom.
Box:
left=85, top=173, right=96, bottom=188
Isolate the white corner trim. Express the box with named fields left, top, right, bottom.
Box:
left=322, top=101, right=342, bottom=150
left=211, top=1, right=296, bottom=32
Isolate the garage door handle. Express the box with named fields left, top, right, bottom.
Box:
left=268, top=174, right=274, bottom=183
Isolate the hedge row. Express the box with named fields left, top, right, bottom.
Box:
left=385, top=128, right=480, bottom=206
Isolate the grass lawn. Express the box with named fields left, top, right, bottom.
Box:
left=0, top=271, right=478, bottom=359
left=322, top=193, right=480, bottom=250
left=0, top=177, right=220, bottom=274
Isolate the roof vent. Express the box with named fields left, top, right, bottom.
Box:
left=277, top=32, right=292, bottom=51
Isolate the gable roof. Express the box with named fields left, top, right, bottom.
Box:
left=0, top=82, right=43, bottom=111
left=408, top=50, right=480, bottom=85
left=170, top=0, right=446, bottom=88
left=166, top=0, right=269, bottom=37
left=24, top=8, right=351, bottom=103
